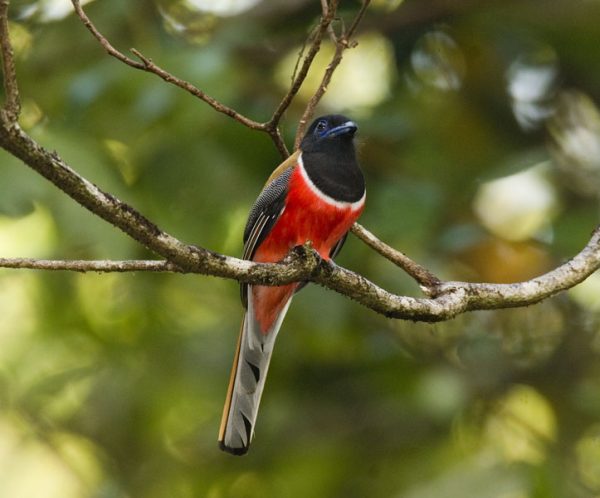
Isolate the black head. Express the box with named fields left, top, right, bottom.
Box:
left=300, top=114, right=358, bottom=153
left=298, top=114, right=364, bottom=203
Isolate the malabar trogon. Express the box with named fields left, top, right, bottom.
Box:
left=218, top=115, right=366, bottom=455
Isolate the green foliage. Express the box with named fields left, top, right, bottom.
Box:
left=1, top=0, right=600, bottom=496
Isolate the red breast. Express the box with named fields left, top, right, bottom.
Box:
left=253, top=160, right=365, bottom=264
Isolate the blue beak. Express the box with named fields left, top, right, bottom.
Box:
left=323, top=121, right=358, bottom=138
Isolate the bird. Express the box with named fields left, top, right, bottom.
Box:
left=218, top=114, right=366, bottom=455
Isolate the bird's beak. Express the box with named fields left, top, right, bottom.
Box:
left=323, top=121, right=358, bottom=138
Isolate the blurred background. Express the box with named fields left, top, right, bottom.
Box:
left=1, top=0, right=600, bottom=496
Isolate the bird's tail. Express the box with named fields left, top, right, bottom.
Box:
left=218, top=285, right=294, bottom=455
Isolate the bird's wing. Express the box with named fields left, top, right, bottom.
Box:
left=242, top=150, right=300, bottom=256
left=240, top=153, right=298, bottom=305
left=264, top=149, right=300, bottom=186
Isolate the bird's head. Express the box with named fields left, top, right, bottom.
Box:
left=300, top=114, right=358, bottom=153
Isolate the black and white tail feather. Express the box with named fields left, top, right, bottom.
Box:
left=218, top=155, right=295, bottom=455
left=218, top=291, right=292, bottom=454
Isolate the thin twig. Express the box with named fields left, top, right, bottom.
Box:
left=351, top=223, right=442, bottom=292
left=295, top=0, right=371, bottom=148
left=320, top=0, right=338, bottom=42
left=345, top=0, right=372, bottom=39
left=290, top=38, right=308, bottom=86
left=269, top=127, right=289, bottom=158
left=128, top=48, right=262, bottom=130
left=70, top=2, right=267, bottom=131
left=70, top=0, right=295, bottom=157
left=295, top=43, right=344, bottom=148
left=71, top=0, right=144, bottom=70
left=0, top=0, right=20, bottom=123
left=0, top=258, right=184, bottom=273
left=266, top=0, right=339, bottom=141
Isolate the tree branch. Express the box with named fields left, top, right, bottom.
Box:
left=350, top=223, right=442, bottom=292
left=0, top=258, right=184, bottom=273
left=438, top=225, right=600, bottom=309
left=0, top=0, right=20, bottom=123
left=2, top=225, right=600, bottom=321
left=311, top=225, right=600, bottom=321
left=69, top=0, right=290, bottom=156
left=1, top=0, right=599, bottom=324
left=345, top=0, right=372, bottom=40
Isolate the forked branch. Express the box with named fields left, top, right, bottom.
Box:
left=295, top=0, right=372, bottom=147
left=70, top=0, right=357, bottom=158
left=1, top=0, right=599, bottom=323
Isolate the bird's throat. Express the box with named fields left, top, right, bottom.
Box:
left=299, top=152, right=365, bottom=205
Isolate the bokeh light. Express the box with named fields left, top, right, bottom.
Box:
left=485, top=385, right=555, bottom=464
left=18, top=0, right=96, bottom=22
left=157, top=1, right=218, bottom=44
left=409, top=30, right=466, bottom=92
left=569, top=271, right=600, bottom=311
left=575, top=424, right=600, bottom=491
left=186, top=0, right=262, bottom=16
left=473, top=164, right=559, bottom=241
left=549, top=90, right=600, bottom=196
left=506, top=46, right=558, bottom=130
left=276, top=33, right=395, bottom=114
left=0, top=417, right=86, bottom=498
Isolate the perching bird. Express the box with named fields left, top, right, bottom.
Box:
left=218, top=115, right=366, bottom=455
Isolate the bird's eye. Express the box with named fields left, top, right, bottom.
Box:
left=315, top=119, right=329, bottom=136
